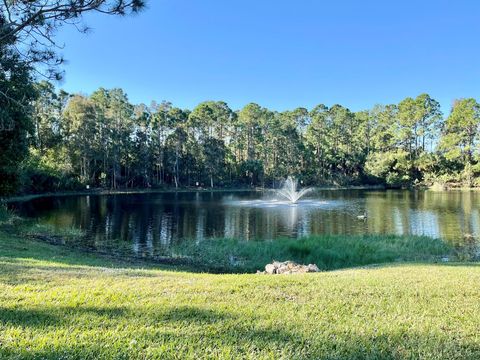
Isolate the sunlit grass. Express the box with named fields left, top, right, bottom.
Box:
left=1, top=231, right=480, bottom=359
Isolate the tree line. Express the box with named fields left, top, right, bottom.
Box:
left=2, top=1, right=479, bottom=195
left=7, top=83, right=479, bottom=194
left=0, top=0, right=145, bottom=195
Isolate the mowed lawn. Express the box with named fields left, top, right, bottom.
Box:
left=1, top=233, right=480, bottom=359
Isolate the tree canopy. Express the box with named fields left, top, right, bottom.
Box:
left=0, top=0, right=146, bottom=194
left=7, top=83, right=480, bottom=195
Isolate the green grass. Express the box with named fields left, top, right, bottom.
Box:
left=1, top=231, right=480, bottom=359
left=172, top=235, right=451, bottom=272
left=0, top=203, right=17, bottom=224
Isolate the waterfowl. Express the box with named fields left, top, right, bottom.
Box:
left=357, top=212, right=367, bottom=220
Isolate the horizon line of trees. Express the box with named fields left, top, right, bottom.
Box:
left=2, top=2, right=479, bottom=196
left=8, top=81, right=479, bottom=195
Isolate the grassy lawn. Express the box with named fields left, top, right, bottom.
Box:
left=1, top=231, right=480, bottom=359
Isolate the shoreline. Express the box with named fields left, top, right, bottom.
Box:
left=0, top=219, right=454, bottom=273
left=2, top=187, right=260, bottom=203
left=2, top=184, right=387, bottom=203
left=6, top=183, right=480, bottom=203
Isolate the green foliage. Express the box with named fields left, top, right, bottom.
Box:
left=0, top=203, right=10, bottom=224
left=5, top=82, right=480, bottom=194
left=171, top=235, right=451, bottom=273
left=436, top=98, right=480, bottom=186
left=306, top=104, right=366, bottom=183
left=0, top=42, right=36, bottom=195
left=239, top=159, right=264, bottom=186
left=439, top=99, right=480, bottom=163
left=362, top=94, right=444, bottom=187
left=20, top=148, right=80, bottom=193
left=365, top=150, right=411, bottom=187
left=0, top=1, right=146, bottom=196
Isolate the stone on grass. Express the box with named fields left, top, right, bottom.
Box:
left=259, top=261, right=320, bottom=274
left=265, top=263, right=277, bottom=274
left=307, top=264, right=320, bottom=272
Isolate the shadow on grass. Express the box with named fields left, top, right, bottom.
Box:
left=0, top=306, right=127, bottom=328
left=0, top=305, right=231, bottom=329
left=0, top=230, right=196, bottom=274
left=2, top=305, right=480, bottom=359
left=157, top=306, right=235, bottom=324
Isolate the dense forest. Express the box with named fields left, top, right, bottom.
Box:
left=2, top=82, right=479, bottom=195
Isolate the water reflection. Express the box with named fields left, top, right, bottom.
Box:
left=10, top=190, right=480, bottom=256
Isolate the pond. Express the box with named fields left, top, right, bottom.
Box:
left=9, top=189, right=480, bottom=258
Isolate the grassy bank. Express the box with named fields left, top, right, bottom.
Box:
left=11, top=222, right=454, bottom=273
left=2, top=204, right=452, bottom=273
left=173, top=235, right=451, bottom=272
left=1, top=231, right=480, bottom=359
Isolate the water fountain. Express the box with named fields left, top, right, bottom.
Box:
left=275, top=176, right=312, bottom=204
left=224, top=176, right=330, bottom=209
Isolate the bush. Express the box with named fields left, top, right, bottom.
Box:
left=20, top=148, right=81, bottom=193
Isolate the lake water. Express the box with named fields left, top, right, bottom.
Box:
left=9, top=189, right=480, bottom=257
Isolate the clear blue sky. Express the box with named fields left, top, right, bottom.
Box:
left=56, top=0, right=480, bottom=114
